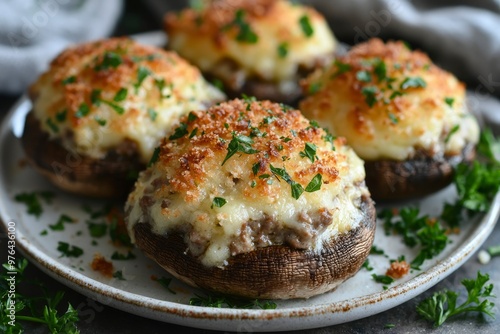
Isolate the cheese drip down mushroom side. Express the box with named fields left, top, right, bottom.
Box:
left=300, top=39, right=480, bottom=200
left=164, top=0, right=337, bottom=105
left=125, top=99, right=376, bottom=299
left=23, top=37, right=225, bottom=198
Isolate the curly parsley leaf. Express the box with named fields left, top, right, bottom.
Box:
left=417, top=271, right=495, bottom=327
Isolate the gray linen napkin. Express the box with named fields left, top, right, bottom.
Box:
left=0, top=0, right=123, bottom=95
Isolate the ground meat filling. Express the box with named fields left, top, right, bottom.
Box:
left=229, top=208, right=334, bottom=256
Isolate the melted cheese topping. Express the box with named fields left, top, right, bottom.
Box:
left=126, top=99, right=369, bottom=267
left=164, top=0, right=336, bottom=87
left=30, top=38, right=225, bottom=163
left=300, top=39, right=480, bottom=161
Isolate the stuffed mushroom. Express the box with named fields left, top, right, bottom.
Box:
left=164, top=0, right=337, bottom=105
left=125, top=98, right=376, bottom=299
left=22, top=37, right=225, bottom=198
left=300, top=39, right=480, bottom=201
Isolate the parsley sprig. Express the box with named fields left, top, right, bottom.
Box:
left=417, top=271, right=495, bottom=327
left=221, top=134, right=259, bottom=165
left=1, top=259, right=80, bottom=333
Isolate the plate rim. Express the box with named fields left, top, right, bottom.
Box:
left=1, top=31, right=499, bottom=332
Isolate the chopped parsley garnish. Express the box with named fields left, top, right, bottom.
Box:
left=148, top=147, right=161, bottom=167
left=87, top=222, right=107, bottom=238
left=331, top=60, right=351, bottom=78
left=56, top=109, right=67, bottom=122
left=308, top=120, right=320, bottom=129
left=111, top=251, right=136, bottom=260
left=362, top=259, right=374, bottom=271
left=373, top=59, right=387, bottom=81
left=94, top=51, right=122, bottom=71
left=169, top=123, right=189, bottom=140
left=277, top=42, right=289, bottom=58
left=189, top=128, right=198, bottom=138
left=62, top=75, right=76, bottom=85
left=299, top=15, right=314, bottom=37
left=281, top=136, right=292, bottom=143
left=113, top=88, right=128, bottom=102
left=226, top=9, right=258, bottom=44
left=417, top=271, right=495, bottom=327
left=46, top=117, right=59, bottom=133
left=75, top=102, right=90, bottom=118
left=211, top=78, right=224, bottom=91
left=154, top=78, right=170, bottom=99
left=49, top=214, right=74, bottom=231
left=14, top=191, right=54, bottom=218
left=372, top=274, right=394, bottom=285
left=304, top=173, right=322, bottom=192
left=477, top=128, right=500, bottom=162
left=252, top=162, right=261, bottom=176
left=444, top=97, right=455, bottom=108
left=134, top=66, right=151, bottom=91
left=488, top=245, right=500, bottom=257
left=389, top=91, right=405, bottom=100
left=299, top=142, right=318, bottom=163
left=57, top=242, right=83, bottom=258
left=156, top=277, right=176, bottom=294
left=147, top=108, right=158, bottom=122
left=308, top=82, right=322, bottom=94
left=221, top=134, right=259, bottom=165
left=91, top=89, right=102, bottom=105
left=361, top=86, right=378, bottom=107
left=211, top=197, right=227, bottom=209
left=113, top=270, right=126, bottom=280
left=388, top=112, right=399, bottom=124
left=444, top=125, right=460, bottom=143
left=94, top=116, right=107, bottom=126
left=356, top=70, right=372, bottom=82
left=187, top=111, right=198, bottom=123
left=400, top=77, right=427, bottom=90
left=370, top=245, right=386, bottom=255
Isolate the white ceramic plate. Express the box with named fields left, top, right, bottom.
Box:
left=1, top=32, right=499, bottom=332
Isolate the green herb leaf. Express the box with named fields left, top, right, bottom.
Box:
left=305, top=173, right=322, bottom=192
left=388, top=112, right=399, bottom=124
left=478, top=128, right=500, bottom=162
left=362, top=259, right=374, bottom=271
left=331, top=60, right=351, bottom=79
left=94, top=116, right=107, bottom=126
left=400, top=77, right=427, bottom=90
left=134, top=66, right=151, bottom=91
left=148, top=108, right=158, bottom=122
left=361, top=86, right=379, bottom=107
left=445, top=97, right=455, bottom=108
left=373, top=59, right=387, bottom=81
left=94, top=51, right=122, bottom=71
left=45, top=117, right=59, bottom=133
left=299, top=142, right=318, bottom=163
left=372, top=274, right=394, bottom=285
left=229, top=9, right=259, bottom=43
left=56, top=109, right=67, bottom=122
left=308, top=82, right=322, bottom=94
left=113, top=270, right=126, bottom=280
left=444, top=125, right=460, bottom=143
left=14, top=192, right=44, bottom=218
left=156, top=277, right=176, bottom=294
left=75, top=102, right=90, bottom=118
left=49, top=214, right=74, bottom=231
left=57, top=242, right=83, bottom=258
left=211, top=197, right=227, bottom=209
left=62, top=75, right=76, bottom=85
left=111, top=251, right=136, bottom=260
left=299, top=15, right=314, bottom=37
left=148, top=147, right=161, bottom=167
left=113, top=88, right=128, bottom=102
left=221, top=134, right=259, bottom=165
left=169, top=123, right=189, bottom=140
left=252, top=162, right=261, bottom=176
left=416, top=271, right=495, bottom=327
left=87, top=222, right=107, bottom=238
left=277, top=42, right=289, bottom=58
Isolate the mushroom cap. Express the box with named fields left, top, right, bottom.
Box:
left=133, top=194, right=375, bottom=299
left=125, top=98, right=376, bottom=298
left=165, top=0, right=336, bottom=104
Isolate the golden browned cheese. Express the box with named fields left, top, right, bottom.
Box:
left=30, top=38, right=225, bottom=164
left=300, top=39, right=480, bottom=161
left=126, top=99, right=369, bottom=267
left=164, top=0, right=336, bottom=88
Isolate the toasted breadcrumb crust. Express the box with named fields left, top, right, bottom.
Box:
left=126, top=99, right=370, bottom=267
left=300, top=39, right=480, bottom=161
left=164, top=0, right=336, bottom=85
left=30, top=37, right=225, bottom=163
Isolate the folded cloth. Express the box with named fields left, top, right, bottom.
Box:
left=0, top=0, right=123, bottom=95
